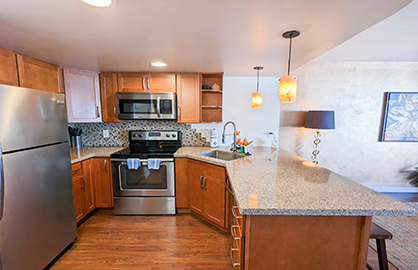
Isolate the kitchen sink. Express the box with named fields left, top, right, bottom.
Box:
left=198, top=150, right=245, bottom=161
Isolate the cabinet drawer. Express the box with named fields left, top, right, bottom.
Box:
left=188, top=159, right=225, bottom=180
left=71, top=162, right=82, bottom=177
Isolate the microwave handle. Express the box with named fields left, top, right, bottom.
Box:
left=156, top=96, right=161, bottom=118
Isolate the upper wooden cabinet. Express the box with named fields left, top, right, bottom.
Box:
left=201, top=73, right=223, bottom=123
left=99, top=72, right=120, bottom=122
left=177, top=73, right=201, bottom=123
left=16, top=54, right=63, bottom=93
left=0, top=47, right=18, bottom=86
left=118, top=72, right=176, bottom=92
left=64, top=68, right=102, bottom=123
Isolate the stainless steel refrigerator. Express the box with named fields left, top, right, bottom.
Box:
left=0, top=84, right=77, bottom=270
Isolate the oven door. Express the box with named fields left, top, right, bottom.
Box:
left=111, top=158, right=175, bottom=197
left=117, top=92, right=176, bottom=120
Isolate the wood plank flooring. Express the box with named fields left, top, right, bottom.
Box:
left=49, top=210, right=231, bottom=269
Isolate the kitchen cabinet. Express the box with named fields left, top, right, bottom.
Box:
left=0, top=47, right=18, bottom=86
left=81, top=159, right=96, bottom=214
left=72, top=174, right=86, bottom=222
left=16, top=54, right=63, bottom=93
left=99, top=72, right=120, bottom=122
left=93, top=158, right=113, bottom=208
left=174, top=158, right=189, bottom=208
left=201, top=72, right=223, bottom=123
left=177, top=73, right=200, bottom=123
left=64, top=68, right=102, bottom=123
left=118, top=72, right=176, bottom=92
left=188, top=159, right=226, bottom=229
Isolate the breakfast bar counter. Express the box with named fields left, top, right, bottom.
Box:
left=175, top=146, right=414, bottom=270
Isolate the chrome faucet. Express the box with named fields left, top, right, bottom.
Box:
left=222, top=121, right=239, bottom=152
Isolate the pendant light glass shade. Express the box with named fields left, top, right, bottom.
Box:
left=279, top=30, right=300, bottom=104
left=252, top=92, right=263, bottom=108
left=279, top=75, right=297, bottom=103
left=252, top=66, right=263, bottom=108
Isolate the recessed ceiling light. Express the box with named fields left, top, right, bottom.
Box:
left=151, top=62, right=168, bottom=67
left=81, top=0, right=114, bottom=8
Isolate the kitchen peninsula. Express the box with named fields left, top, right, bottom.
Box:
left=175, top=147, right=415, bottom=270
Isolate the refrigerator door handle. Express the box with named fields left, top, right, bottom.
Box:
left=0, top=143, right=4, bottom=222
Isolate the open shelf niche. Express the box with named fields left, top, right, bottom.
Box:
left=201, top=72, right=223, bottom=123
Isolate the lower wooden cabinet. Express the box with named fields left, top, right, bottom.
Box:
left=71, top=157, right=113, bottom=223
left=187, top=159, right=227, bottom=229
left=93, top=158, right=113, bottom=208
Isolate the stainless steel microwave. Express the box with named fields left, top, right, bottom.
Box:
left=117, top=92, right=176, bottom=120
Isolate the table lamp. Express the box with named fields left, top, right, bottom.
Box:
left=304, top=110, right=335, bottom=164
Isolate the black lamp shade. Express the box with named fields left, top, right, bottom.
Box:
left=305, top=110, right=335, bottom=129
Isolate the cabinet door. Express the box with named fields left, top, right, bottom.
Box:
left=175, top=158, right=189, bottom=208
left=188, top=170, right=205, bottom=215
left=16, top=54, right=62, bottom=93
left=0, top=47, right=18, bottom=86
left=82, top=159, right=96, bottom=214
left=147, top=73, right=176, bottom=92
left=177, top=73, right=200, bottom=123
left=100, top=72, right=119, bottom=122
left=93, top=158, right=113, bottom=208
left=204, top=176, right=226, bottom=227
left=118, top=72, right=148, bottom=92
left=72, top=174, right=86, bottom=222
left=64, top=68, right=102, bottom=123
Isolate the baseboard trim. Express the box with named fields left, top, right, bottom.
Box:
left=367, top=186, right=418, bottom=193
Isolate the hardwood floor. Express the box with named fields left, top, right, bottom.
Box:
left=49, top=210, right=231, bottom=269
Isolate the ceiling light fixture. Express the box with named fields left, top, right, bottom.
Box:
left=151, top=62, right=168, bottom=67
left=252, top=66, right=263, bottom=108
left=81, top=0, right=114, bottom=8
left=279, top=30, right=300, bottom=103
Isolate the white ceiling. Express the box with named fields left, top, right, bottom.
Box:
left=0, top=0, right=411, bottom=76
left=315, top=0, right=418, bottom=62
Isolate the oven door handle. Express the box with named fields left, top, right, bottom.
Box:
left=118, top=164, right=124, bottom=191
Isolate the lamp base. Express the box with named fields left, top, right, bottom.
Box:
left=311, top=129, right=321, bottom=164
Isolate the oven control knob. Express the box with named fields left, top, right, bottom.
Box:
left=138, top=134, right=143, bottom=138
left=166, top=134, right=170, bottom=138
left=172, top=134, right=176, bottom=138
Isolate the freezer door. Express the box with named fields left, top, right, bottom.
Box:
left=0, top=143, right=77, bottom=270
left=0, top=84, right=68, bottom=153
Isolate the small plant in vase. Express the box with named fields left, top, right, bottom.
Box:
left=236, top=131, right=253, bottom=154
left=407, top=167, right=418, bottom=187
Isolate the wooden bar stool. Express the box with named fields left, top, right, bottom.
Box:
left=367, top=222, right=393, bottom=270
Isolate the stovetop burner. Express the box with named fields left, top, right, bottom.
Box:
left=110, top=130, right=182, bottom=159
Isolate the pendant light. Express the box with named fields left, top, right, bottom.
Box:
left=252, top=66, right=263, bottom=108
left=279, top=30, right=300, bottom=103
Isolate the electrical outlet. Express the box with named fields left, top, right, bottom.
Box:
left=103, top=130, right=110, bottom=138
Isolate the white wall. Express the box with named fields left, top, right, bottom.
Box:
left=279, top=61, right=418, bottom=187
left=192, top=76, right=280, bottom=148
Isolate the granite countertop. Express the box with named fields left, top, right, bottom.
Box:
left=175, top=146, right=415, bottom=217
left=70, top=147, right=125, bottom=164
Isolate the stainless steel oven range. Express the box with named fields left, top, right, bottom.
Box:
left=110, top=130, right=181, bottom=215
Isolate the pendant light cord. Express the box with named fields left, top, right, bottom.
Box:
left=257, top=69, right=260, bottom=92
left=287, top=34, right=293, bottom=76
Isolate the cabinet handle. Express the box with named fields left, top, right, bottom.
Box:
left=72, top=169, right=81, bottom=176
left=147, top=77, right=150, bottom=90
left=104, top=159, right=108, bottom=173
left=178, top=107, right=181, bottom=120
left=230, top=248, right=240, bottom=267
left=142, top=77, right=145, bottom=90
left=231, top=225, right=241, bottom=241
left=114, top=106, right=117, bottom=118
left=203, top=177, right=207, bottom=190
left=97, top=106, right=100, bottom=117
left=81, top=175, right=85, bottom=189
left=199, top=176, right=203, bottom=189
left=232, top=206, right=242, bottom=219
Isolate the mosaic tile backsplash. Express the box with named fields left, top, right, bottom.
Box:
left=69, top=120, right=209, bottom=147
